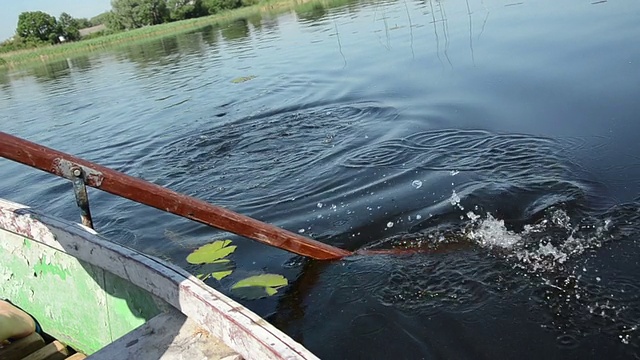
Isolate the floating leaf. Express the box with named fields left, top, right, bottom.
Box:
left=230, top=286, right=274, bottom=300
left=232, top=274, right=288, bottom=288
left=187, top=240, right=236, bottom=264
left=231, top=274, right=288, bottom=299
left=195, top=259, right=235, bottom=281
left=231, top=75, right=256, bottom=84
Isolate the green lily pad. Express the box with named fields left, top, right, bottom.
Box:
left=230, top=274, right=288, bottom=299
left=195, top=259, right=235, bottom=281
left=230, top=286, right=275, bottom=300
left=231, top=75, right=256, bottom=84
left=187, top=240, right=236, bottom=264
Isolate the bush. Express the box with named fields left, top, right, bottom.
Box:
left=241, top=0, right=261, bottom=6
left=0, top=36, right=48, bottom=54
left=204, top=0, right=243, bottom=14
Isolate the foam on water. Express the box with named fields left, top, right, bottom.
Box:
left=462, top=208, right=613, bottom=273
left=466, top=213, right=521, bottom=249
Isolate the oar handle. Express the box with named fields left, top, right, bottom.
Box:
left=0, top=132, right=352, bottom=260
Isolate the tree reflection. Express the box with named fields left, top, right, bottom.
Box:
left=175, top=31, right=206, bottom=56
left=245, top=13, right=263, bottom=32
left=0, top=69, right=12, bottom=93
left=220, top=19, right=250, bottom=42
left=30, top=60, right=71, bottom=82
left=119, top=36, right=179, bottom=67
left=201, top=25, right=221, bottom=47
left=296, top=2, right=328, bottom=23
left=69, top=56, right=93, bottom=72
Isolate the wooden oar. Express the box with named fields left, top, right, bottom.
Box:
left=0, top=132, right=352, bottom=260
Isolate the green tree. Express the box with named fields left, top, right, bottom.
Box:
left=167, top=0, right=206, bottom=21
left=90, top=12, right=111, bottom=26
left=110, top=0, right=169, bottom=30
left=16, top=11, right=58, bottom=43
left=75, top=17, right=93, bottom=29
left=57, top=12, right=80, bottom=41
left=203, top=0, right=241, bottom=14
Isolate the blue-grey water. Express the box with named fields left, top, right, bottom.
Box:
left=2, top=0, right=640, bottom=358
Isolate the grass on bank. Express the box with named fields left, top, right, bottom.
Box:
left=0, top=0, right=348, bottom=69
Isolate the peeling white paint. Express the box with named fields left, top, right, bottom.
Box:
left=0, top=197, right=317, bottom=359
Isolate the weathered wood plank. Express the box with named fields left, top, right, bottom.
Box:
left=0, top=333, right=45, bottom=360
left=21, top=341, right=68, bottom=360
left=89, top=308, right=240, bottom=360
left=64, top=354, right=86, bottom=360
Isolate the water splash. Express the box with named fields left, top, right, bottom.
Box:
left=363, top=201, right=640, bottom=351
left=449, top=190, right=464, bottom=211
left=466, top=213, right=520, bottom=249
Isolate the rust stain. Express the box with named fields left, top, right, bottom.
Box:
left=54, top=158, right=105, bottom=187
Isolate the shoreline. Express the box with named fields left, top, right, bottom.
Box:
left=0, top=0, right=349, bottom=70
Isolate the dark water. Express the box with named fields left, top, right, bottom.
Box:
left=2, top=0, right=640, bottom=358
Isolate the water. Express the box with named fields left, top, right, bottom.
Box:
left=2, top=0, right=640, bottom=358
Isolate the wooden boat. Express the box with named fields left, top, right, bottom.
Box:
left=0, top=197, right=318, bottom=359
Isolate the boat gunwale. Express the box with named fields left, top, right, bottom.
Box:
left=0, top=198, right=318, bottom=360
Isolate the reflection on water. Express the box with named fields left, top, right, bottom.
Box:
left=31, top=60, right=72, bottom=82
left=68, top=56, right=93, bottom=72
left=220, top=19, right=250, bottom=41
left=1, top=0, right=640, bottom=358
left=0, top=69, right=10, bottom=91
left=297, top=3, right=329, bottom=23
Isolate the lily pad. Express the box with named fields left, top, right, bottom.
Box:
left=195, top=259, right=235, bottom=281
left=231, top=75, right=256, bottom=84
left=231, top=274, right=288, bottom=299
left=187, top=240, right=236, bottom=264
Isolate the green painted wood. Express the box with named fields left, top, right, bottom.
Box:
left=0, top=228, right=161, bottom=354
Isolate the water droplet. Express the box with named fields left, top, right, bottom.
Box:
left=298, top=229, right=305, bottom=234
left=416, top=215, right=422, bottom=220
left=450, top=170, right=459, bottom=176
left=317, top=202, right=323, bottom=208
left=411, top=180, right=423, bottom=189
left=466, top=211, right=480, bottom=221
left=387, top=222, right=394, bottom=228
left=449, top=190, right=464, bottom=210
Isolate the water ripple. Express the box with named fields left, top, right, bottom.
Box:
left=343, top=129, right=575, bottom=176
left=152, top=102, right=398, bottom=212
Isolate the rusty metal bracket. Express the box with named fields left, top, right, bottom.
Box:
left=70, top=166, right=95, bottom=229
left=54, top=158, right=105, bottom=187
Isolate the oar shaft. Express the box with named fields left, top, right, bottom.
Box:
left=0, top=132, right=352, bottom=260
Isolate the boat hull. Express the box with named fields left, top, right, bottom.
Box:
left=0, top=220, right=161, bottom=353
left=0, top=198, right=318, bottom=359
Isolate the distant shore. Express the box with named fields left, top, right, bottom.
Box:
left=0, top=0, right=346, bottom=69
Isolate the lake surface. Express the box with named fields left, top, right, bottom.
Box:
left=2, top=0, right=640, bottom=358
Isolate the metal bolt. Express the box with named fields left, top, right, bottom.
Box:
left=72, top=168, right=82, bottom=177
